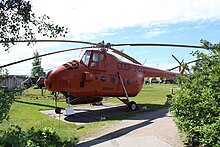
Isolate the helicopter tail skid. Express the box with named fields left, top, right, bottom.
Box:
left=117, top=73, right=138, bottom=111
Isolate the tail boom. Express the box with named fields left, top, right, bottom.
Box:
left=143, top=66, right=182, bottom=78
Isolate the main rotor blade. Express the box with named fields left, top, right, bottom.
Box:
left=0, top=46, right=92, bottom=68
left=111, top=43, right=204, bottom=49
left=108, top=47, right=141, bottom=65
left=1, top=39, right=206, bottom=49
left=0, top=39, right=97, bottom=45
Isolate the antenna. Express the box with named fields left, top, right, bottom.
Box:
left=142, top=59, right=147, bottom=65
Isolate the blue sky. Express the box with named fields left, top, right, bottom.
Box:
left=1, top=0, right=220, bottom=75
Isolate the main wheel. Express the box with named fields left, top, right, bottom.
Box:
left=128, top=101, right=137, bottom=111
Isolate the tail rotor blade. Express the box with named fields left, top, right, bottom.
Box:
left=172, top=55, right=182, bottom=65
left=172, top=54, right=183, bottom=71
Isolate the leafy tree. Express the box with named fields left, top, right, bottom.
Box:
left=0, top=0, right=68, bottom=123
left=0, top=89, right=14, bottom=123
left=171, top=40, right=220, bottom=146
left=0, top=68, right=9, bottom=78
left=31, top=50, right=43, bottom=77
left=0, top=68, right=11, bottom=123
left=0, top=0, right=68, bottom=50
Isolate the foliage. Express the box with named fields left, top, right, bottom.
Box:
left=0, top=63, right=29, bottom=124
left=0, top=85, right=28, bottom=123
left=0, top=0, right=68, bottom=124
left=0, top=0, right=68, bottom=50
left=31, top=50, right=43, bottom=77
left=0, top=68, right=9, bottom=78
left=0, top=124, right=77, bottom=146
left=171, top=40, right=220, bottom=146
left=0, top=89, right=14, bottom=123
left=0, top=62, right=28, bottom=123
left=0, top=68, right=12, bottom=123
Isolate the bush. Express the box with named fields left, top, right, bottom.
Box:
left=0, top=89, right=14, bottom=123
left=0, top=124, right=77, bottom=147
left=170, top=40, right=220, bottom=146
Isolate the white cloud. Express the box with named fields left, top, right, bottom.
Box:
left=1, top=0, right=220, bottom=75
left=141, top=29, right=168, bottom=38
left=30, top=0, right=220, bottom=36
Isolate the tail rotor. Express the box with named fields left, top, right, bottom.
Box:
left=169, top=54, right=191, bottom=74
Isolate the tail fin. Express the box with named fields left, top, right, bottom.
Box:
left=179, top=63, right=187, bottom=75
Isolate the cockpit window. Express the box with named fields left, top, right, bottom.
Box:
left=92, top=52, right=99, bottom=62
left=81, top=51, right=91, bottom=66
left=90, top=52, right=99, bottom=67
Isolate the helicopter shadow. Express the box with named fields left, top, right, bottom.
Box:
left=15, top=99, right=167, bottom=124
left=64, top=104, right=128, bottom=123
left=63, top=103, right=167, bottom=124
left=75, top=105, right=169, bottom=147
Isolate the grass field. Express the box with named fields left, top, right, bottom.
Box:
left=0, top=83, right=178, bottom=141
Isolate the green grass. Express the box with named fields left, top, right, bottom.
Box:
left=0, top=83, right=178, bottom=141
left=105, top=83, right=178, bottom=110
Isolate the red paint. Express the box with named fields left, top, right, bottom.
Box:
left=45, top=49, right=182, bottom=104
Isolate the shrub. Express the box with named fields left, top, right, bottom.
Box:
left=0, top=124, right=77, bottom=146
left=170, top=40, right=220, bottom=146
left=0, top=89, right=14, bottom=123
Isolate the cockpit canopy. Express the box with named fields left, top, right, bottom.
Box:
left=80, top=50, right=105, bottom=68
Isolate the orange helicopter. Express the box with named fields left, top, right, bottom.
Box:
left=0, top=40, right=203, bottom=113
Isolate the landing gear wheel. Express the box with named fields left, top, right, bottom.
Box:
left=55, top=107, right=62, bottom=114
left=128, top=101, right=137, bottom=111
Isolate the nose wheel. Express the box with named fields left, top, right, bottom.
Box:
left=55, top=107, right=62, bottom=114
left=53, top=92, right=62, bottom=114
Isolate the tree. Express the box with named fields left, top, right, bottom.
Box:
left=0, top=68, right=9, bottom=78
left=31, top=50, right=43, bottom=77
left=0, top=89, right=14, bottom=123
left=171, top=40, right=220, bottom=146
left=0, top=0, right=68, bottom=50
left=0, top=68, right=11, bottom=123
left=0, top=0, right=68, bottom=123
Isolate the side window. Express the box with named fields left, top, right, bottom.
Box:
left=100, top=53, right=104, bottom=61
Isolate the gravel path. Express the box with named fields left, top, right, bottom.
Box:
left=76, top=106, right=182, bottom=147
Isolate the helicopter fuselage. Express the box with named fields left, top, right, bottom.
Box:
left=45, top=50, right=144, bottom=96
left=44, top=49, right=178, bottom=105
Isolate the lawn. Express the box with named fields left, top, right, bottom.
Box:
left=0, top=83, right=178, bottom=142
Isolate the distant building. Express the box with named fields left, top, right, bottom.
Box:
left=0, top=75, right=33, bottom=89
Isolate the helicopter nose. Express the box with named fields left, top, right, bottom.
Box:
left=44, top=65, right=67, bottom=92
left=45, top=60, right=80, bottom=92
left=44, top=69, right=56, bottom=91
left=44, top=70, right=53, bottom=90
